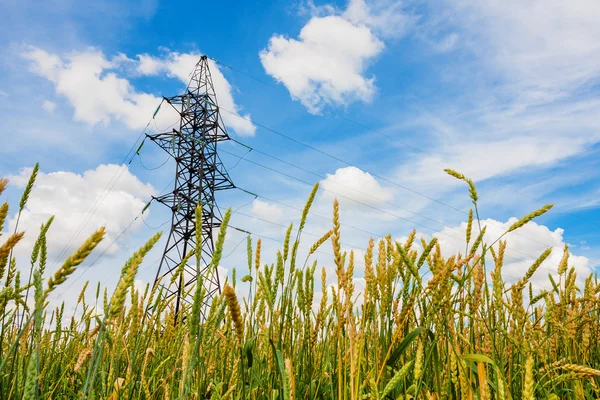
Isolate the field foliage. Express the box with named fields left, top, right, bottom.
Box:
left=0, top=166, right=599, bottom=399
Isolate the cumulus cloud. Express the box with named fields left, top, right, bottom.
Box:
left=6, top=164, right=156, bottom=262
left=433, top=217, right=592, bottom=290
left=320, top=166, right=394, bottom=208
left=135, top=51, right=257, bottom=136
left=22, top=46, right=160, bottom=129
left=250, top=199, right=285, bottom=223
left=21, top=46, right=255, bottom=136
left=259, top=0, right=411, bottom=113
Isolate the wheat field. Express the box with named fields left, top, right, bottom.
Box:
left=0, top=166, right=599, bottom=399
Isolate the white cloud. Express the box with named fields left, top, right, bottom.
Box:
left=22, top=46, right=160, bottom=129
left=401, top=134, right=589, bottom=193
left=250, top=199, right=285, bottom=223
left=259, top=0, right=412, bottom=113
left=135, top=51, right=257, bottom=136
left=42, top=100, right=56, bottom=113
left=21, top=46, right=255, bottom=136
left=389, top=92, right=600, bottom=216
left=320, top=166, right=394, bottom=208
left=6, top=164, right=156, bottom=262
left=137, top=54, right=165, bottom=76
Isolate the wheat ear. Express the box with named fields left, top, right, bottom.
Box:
left=44, top=227, right=105, bottom=300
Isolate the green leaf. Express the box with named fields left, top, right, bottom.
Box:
left=269, top=339, right=290, bottom=399
left=387, top=327, right=424, bottom=366
left=244, top=340, right=254, bottom=368
left=460, top=353, right=495, bottom=366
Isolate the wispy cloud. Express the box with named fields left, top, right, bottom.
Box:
left=381, top=0, right=600, bottom=214
left=445, top=0, right=600, bottom=98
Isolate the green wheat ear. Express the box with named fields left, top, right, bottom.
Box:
left=170, top=250, right=194, bottom=285
left=283, top=223, right=293, bottom=261
left=44, top=227, right=105, bottom=300
left=19, top=162, right=39, bottom=212
left=0, top=202, right=9, bottom=233
left=557, top=244, right=569, bottom=275
left=108, top=231, right=162, bottom=320
left=210, top=207, right=231, bottom=271
left=521, top=247, right=552, bottom=285
left=246, top=234, right=252, bottom=272
left=466, top=209, right=473, bottom=244
left=507, top=204, right=553, bottom=232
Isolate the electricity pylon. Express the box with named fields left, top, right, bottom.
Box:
left=147, top=56, right=234, bottom=318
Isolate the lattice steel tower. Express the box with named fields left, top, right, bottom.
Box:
left=147, top=56, right=234, bottom=317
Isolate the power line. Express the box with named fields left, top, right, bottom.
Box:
left=211, top=55, right=600, bottom=232
left=221, top=236, right=248, bottom=260
left=228, top=225, right=365, bottom=267
left=244, top=191, right=387, bottom=240
left=221, top=146, right=588, bottom=269
left=229, top=138, right=469, bottom=235
left=48, top=116, right=157, bottom=271
left=138, top=153, right=170, bottom=171
left=54, top=177, right=177, bottom=300
left=227, top=147, right=252, bottom=171
left=227, top=139, right=593, bottom=261
left=233, top=210, right=367, bottom=254
left=211, top=56, right=427, bottom=155
left=221, top=117, right=600, bottom=266
left=142, top=212, right=171, bottom=230
left=222, top=107, right=462, bottom=216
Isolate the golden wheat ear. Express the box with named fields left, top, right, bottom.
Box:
left=0, top=178, right=8, bottom=197
left=223, top=284, right=244, bottom=344
left=0, top=232, right=25, bottom=262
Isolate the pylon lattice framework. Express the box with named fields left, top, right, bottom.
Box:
left=147, top=56, right=234, bottom=317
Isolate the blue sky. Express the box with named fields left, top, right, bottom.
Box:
left=1, top=0, right=599, bottom=307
